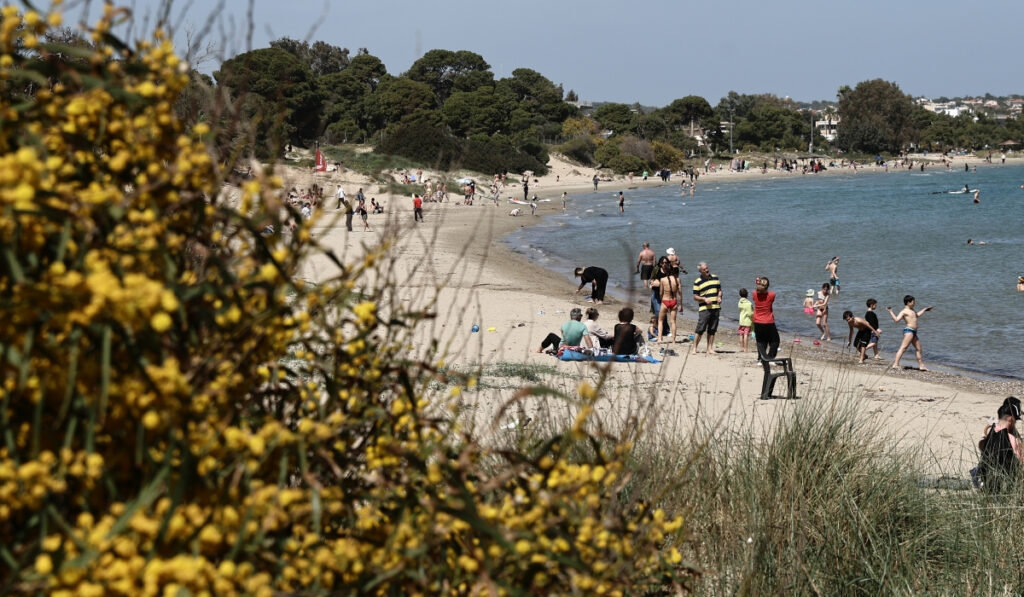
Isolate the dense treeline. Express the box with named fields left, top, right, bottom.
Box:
left=186, top=38, right=1024, bottom=174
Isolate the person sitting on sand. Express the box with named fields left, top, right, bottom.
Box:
left=612, top=307, right=642, bottom=355
left=975, top=397, right=1024, bottom=492
left=646, top=315, right=659, bottom=341
left=583, top=307, right=613, bottom=349
left=536, top=307, right=592, bottom=354
left=508, top=208, right=521, bottom=217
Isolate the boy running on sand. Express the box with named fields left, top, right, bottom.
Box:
left=843, top=311, right=881, bottom=363
left=886, top=295, right=934, bottom=371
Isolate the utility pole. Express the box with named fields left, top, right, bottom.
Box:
left=729, top=109, right=734, bottom=155
left=808, top=110, right=814, bottom=154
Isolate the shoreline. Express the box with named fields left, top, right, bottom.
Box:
left=284, top=152, right=1024, bottom=477
left=494, top=157, right=1024, bottom=385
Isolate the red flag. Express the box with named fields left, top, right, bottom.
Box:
left=314, top=147, right=327, bottom=172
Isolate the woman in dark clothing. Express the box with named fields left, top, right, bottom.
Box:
left=977, top=396, right=1024, bottom=493
left=574, top=266, right=609, bottom=305
left=612, top=307, right=641, bottom=355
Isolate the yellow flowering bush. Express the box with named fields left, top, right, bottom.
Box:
left=0, top=3, right=697, bottom=594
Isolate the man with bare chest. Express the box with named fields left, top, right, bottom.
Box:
left=636, top=242, right=656, bottom=288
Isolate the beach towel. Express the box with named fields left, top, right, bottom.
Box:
left=556, top=347, right=660, bottom=364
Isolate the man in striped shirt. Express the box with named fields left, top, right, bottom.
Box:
left=691, top=261, right=722, bottom=354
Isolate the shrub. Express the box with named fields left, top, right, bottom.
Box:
left=652, top=141, right=685, bottom=170
left=607, top=153, right=648, bottom=175
left=594, top=139, right=621, bottom=167
left=0, top=5, right=697, bottom=594
left=618, top=136, right=655, bottom=164
left=376, top=120, right=462, bottom=170
left=555, top=137, right=597, bottom=165
left=459, top=135, right=548, bottom=176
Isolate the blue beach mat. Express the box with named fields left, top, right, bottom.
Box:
left=557, top=349, right=660, bottom=364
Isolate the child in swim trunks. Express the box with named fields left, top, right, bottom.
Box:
left=737, top=288, right=753, bottom=352
left=803, top=289, right=815, bottom=315
left=886, top=295, right=934, bottom=371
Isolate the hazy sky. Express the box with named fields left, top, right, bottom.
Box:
left=67, top=0, right=1024, bottom=107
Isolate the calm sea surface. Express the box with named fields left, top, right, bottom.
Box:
left=504, top=164, right=1024, bottom=379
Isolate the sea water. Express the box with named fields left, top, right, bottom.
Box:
left=504, top=164, right=1024, bottom=379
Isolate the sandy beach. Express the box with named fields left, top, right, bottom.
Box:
left=285, top=152, right=1024, bottom=477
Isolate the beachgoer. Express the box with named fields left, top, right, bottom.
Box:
left=339, top=195, right=354, bottom=231
left=802, top=289, right=815, bottom=315
left=665, top=247, right=683, bottom=275
left=646, top=315, right=658, bottom=341
left=814, top=283, right=831, bottom=341
left=561, top=191, right=567, bottom=211
left=356, top=187, right=365, bottom=210
left=334, top=185, right=346, bottom=210
left=737, top=287, right=753, bottom=353
left=618, top=191, right=624, bottom=214
left=574, top=266, right=609, bottom=305
left=1017, top=276, right=1024, bottom=292
left=842, top=310, right=881, bottom=363
left=413, top=194, right=423, bottom=222
left=523, top=179, right=529, bottom=202
left=886, top=295, right=933, bottom=371
left=752, top=276, right=781, bottom=396
left=358, top=199, right=370, bottom=231
left=864, top=298, right=882, bottom=359
left=691, top=261, right=722, bottom=354
left=651, top=262, right=681, bottom=342
left=592, top=174, right=599, bottom=191
left=535, top=307, right=592, bottom=353
left=508, top=208, right=521, bottom=217
left=825, top=256, right=840, bottom=294
left=612, top=307, right=642, bottom=355
left=650, top=256, right=669, bottom=317
left=583, top=307, right=613, bottom=349
left=636, top=242, right=656, bottom=288
left=975, top=397, right=1024, bottom=493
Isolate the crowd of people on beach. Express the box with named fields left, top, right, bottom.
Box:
left=536, top=245, right=942, bottom=373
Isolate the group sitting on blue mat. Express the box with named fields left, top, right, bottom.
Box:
left=536, top=306, right=658, bottom=363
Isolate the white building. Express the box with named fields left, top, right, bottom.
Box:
left=815, top=117, right=839, bottom=142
